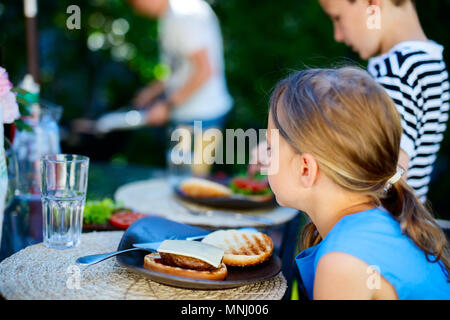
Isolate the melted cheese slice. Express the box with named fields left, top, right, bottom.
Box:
left=157, top=240, right=225, bottom=268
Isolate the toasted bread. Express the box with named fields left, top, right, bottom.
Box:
left=179, top=178, right=233, bottom=198
left=201, top=230, right=274, bottom=267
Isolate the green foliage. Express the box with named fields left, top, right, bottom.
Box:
left=1, top=0, right=450, bottom=217
left=11, top=87, right=33, bottom=132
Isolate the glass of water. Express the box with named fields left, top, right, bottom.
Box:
left=40, top=154, right=89, bottom=249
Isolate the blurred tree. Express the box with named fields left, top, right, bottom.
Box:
left=0, top=0, right=449, bottom=218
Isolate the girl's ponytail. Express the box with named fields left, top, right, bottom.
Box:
left=300, top=180, right=450, bottom=281
left=381, top=180, right=450, bottom=280
left=300, top=220, right=321, bottom=252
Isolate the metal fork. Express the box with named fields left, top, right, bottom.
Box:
left=75, top=235, right=177, bottom=266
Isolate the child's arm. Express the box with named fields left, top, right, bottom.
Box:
left=164, top=48, right=213, bottom=109
left=313, top=252, right=381, bottom=300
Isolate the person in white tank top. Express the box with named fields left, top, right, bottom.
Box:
left=129, top=0, right=233, bottom=126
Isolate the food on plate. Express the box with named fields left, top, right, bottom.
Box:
left=201, top=229, right=274, bottom=267
left=230, top=176, right=274, bottom=202
left=83, top=198, right=146, bottom=230
left=179, top=177, right=233, bottom=198
left=83, top=198, right=123, bottom=225
left=109, top=211, right=147, bottom=229
left=178, top=175, right=274, bottom=203
left=143, top=240, right=228, bottom=280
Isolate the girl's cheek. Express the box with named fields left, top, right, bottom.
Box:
left=267, top=161, right=282, bottom=194
left=267, top=153, right=278, bottom=188
left=268, top=174, right=287, bottom=207
left=267, top=174, right=278, bottom=194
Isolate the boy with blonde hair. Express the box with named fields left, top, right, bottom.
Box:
left=318, top=0, right=449, bottom=203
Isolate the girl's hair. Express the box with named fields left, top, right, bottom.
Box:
left=269, top=67, right=450, bottom=277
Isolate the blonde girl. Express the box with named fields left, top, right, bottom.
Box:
left=266, top=67, right=450, bottom=299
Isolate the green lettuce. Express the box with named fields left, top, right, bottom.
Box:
left=83, top=198, right=123, bottom=225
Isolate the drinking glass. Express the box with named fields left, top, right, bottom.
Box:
left=40, top=154, right=89, bottom=249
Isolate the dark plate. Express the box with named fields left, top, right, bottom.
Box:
left=116, top=216, right=281, bottom=290
left=174, top=186, right=276, bottom=210
left=83, top=222, right=122, bottom=232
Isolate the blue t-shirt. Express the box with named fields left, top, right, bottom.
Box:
left=295, top=207, right=450, bottom=300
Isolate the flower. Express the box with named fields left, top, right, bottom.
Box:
left=0, top=68, right=13, bottom=95
left=0, top=66, right=20, bottom=124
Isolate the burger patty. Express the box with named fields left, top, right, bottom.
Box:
left=159, top=252, right=217, bottom=271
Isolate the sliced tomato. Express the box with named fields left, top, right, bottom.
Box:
left=109, top=211, right=146, bottom=229
left=231, top=177, right=269, bottom=192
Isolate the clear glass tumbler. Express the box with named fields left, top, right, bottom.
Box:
left=166, top=124, right=194, bottom=187
left=40, top=154, right=89, bottom=249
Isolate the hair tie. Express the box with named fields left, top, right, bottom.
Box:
left=384, top=166, right=405, bottom=192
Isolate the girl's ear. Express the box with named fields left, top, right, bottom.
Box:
left=298, top=153, right=319, bottom=188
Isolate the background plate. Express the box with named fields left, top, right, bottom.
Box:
left=174, top=186, right=276, bottom=210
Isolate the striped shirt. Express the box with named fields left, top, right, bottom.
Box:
left=368, top=41, right=449, bottom=203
